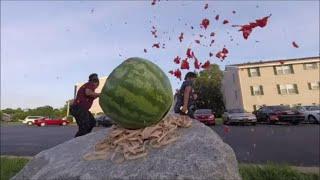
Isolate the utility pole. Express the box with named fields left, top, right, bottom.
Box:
left=66, top=100, right=70, bottom=117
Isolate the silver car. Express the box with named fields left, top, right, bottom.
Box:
left=295, top=105, right=320, bottom=124
left=223, top=109, right=257, bottom=125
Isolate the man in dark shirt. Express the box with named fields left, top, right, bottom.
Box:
left=174, top=72, right=197, bottom=118
left=70, top=73, right=100, bottom=137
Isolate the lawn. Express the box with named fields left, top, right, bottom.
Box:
left=239, top=164, right=320, bottom=180
left=0, top=156, right=30, bottom=180
left=215, top=117, right=223, bottom=125
left=1, top=156, right=319, bottom=180
left=0, top=121, right=23, bottom=126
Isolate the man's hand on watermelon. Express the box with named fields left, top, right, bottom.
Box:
left=181, top=105, right=188, bottom=114
left=85, top=89, right=100, bottom=98
left=181, top=86, right=192, bottom=114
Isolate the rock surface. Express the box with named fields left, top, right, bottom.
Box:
left=12, top=119, right=241, bottom=180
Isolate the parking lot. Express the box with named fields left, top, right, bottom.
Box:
left=1, top=122, right=319, bottom=166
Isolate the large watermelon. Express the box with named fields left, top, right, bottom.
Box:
left=99, top=57, right=173, bottom=129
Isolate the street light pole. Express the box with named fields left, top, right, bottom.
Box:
left=66, top=100, right=70, bottom=117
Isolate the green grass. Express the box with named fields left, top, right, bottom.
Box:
left=0, top=121, right=23, bottom=126
left=239, top=163, right=320, bottom=180
left=215, top=117, right=223, bottom=125
left=0, top=156, right=30, bottom=180
left=1, top=156, right=319, bottom=180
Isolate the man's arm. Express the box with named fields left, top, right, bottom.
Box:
left=85, top=88, right=100, bottom=98
left=182, top=86, right=192, bottom=113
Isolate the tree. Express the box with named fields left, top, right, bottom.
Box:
left=1, top=105, right=68, bottom=121
left=194, top=64, right=225, bottom=117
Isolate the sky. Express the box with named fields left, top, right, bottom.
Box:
left=1, top=1, right=319, bottom=109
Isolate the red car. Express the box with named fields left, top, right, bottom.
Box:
left=194, top=109, right=215, bottom=125
left=33, top=117, right=69, bottom=127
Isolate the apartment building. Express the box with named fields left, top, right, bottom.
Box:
left=74, top=77, right=107, bottom=115
left=222, top=56, right=320, bottom=112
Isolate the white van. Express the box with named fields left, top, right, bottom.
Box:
left=22, top=116, right=44, bottom=125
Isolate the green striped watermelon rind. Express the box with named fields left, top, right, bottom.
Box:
left=99, top=57, right=173, bottom=129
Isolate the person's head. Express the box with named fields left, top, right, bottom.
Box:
left=184, top=72, right=197, bottom=81
left=88, top=73, right=99, bottom=87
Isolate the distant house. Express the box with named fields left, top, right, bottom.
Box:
left=222, top=56, right=320, bottom=112
left=1, top=113, right=12, bottom=122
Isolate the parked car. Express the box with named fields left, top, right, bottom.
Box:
left=33, top=117, right=70, bottom=127
left=294, top=105, right=320, bottom=124
left=22, top=116, right=44, bottom=125
left=95, top=115, right=113, bottom=127
left=193, top=109, right=215, bottom=125
left=254, top=105, right=304, bottom=125
left=223, top=109, right=257, bottom=125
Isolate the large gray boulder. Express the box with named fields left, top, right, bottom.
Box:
left=12, top=119, right=241, bottom=180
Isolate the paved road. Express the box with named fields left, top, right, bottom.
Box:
left=1, top=124, right=319, bottom=166
left=211, top=124, right=320, bottom=166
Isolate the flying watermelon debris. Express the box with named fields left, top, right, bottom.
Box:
left=152, top=43, right=160, bottom=48
left=216, top=47, right=229, bottom=60
left=178, top=32, right=184, bottom=42
left=200, top=18, right=210, bottom=29
left=173, top=69, right=182, bottom=80
left=204, top=3, right=208, bottom=9
left=151, top=0, right=159, bottom=6
left=174, top=56, right=181, bottom=64
left=210, top=39, right=215, bottom=46
left=201, top=60, right=210, bottom=69
left=215, top=15, right=219, bottom=20
left=292, top=41, right=299, bottom=48
left=181, top=58, right=190, bottom=70
left=194, top=57, right=201, bottom=69
left=223, top=125, right=230, bottom=133
left=233, top=14, right=272, bottom=39
left=151, top=29, right=158, bottom=38
left=186, top=48, right=194, bottom=58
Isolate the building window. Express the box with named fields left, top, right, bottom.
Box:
left=277, top=84, right=299, bottom=95
left=250, top=85, right=264, bottom=96
left=303, top=63, right=318, bottom=70
left=273, top=65, right=294, bottom=75
left=248, top=67, right=260, bottom=77
left=308, top=82, right=320, bottom=90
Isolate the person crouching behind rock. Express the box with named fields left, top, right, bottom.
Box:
left=70, top=73, right=100, bottom=137
left=174, top=72, right=197, bottom=118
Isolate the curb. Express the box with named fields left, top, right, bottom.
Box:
left=0, top=155, right=33, bottom=160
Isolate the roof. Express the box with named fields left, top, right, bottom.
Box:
left=227, top=56, right=320, bottom=67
